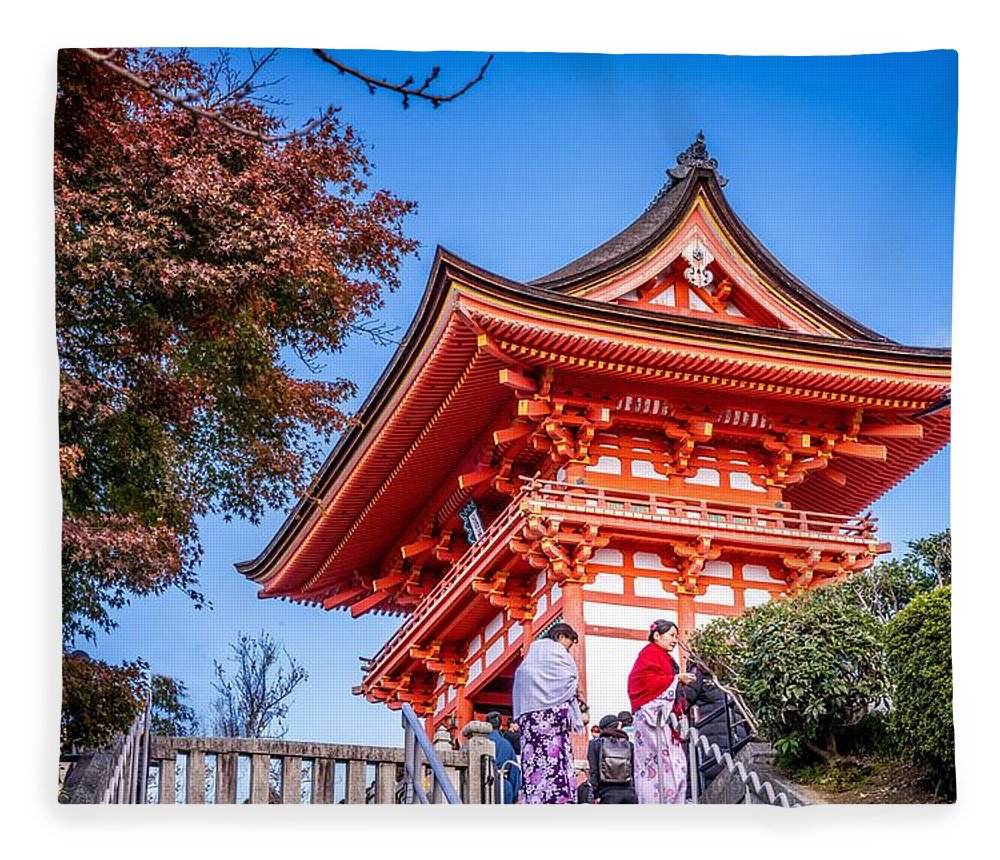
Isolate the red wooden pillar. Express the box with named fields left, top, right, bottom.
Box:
left=676, top=594, right=696, bottom=672
left=453, top=689, right=474, bottom=732
left=560, top=579, right=590, bottom=761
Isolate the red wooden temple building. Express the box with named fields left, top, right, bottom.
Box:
left=237, top=134, right=951, bottom=748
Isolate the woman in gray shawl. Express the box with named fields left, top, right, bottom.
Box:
left=512, top=623, right=586, bottom=803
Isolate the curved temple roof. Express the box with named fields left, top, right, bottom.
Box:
left=236, top=134, right=951, bottom=610
left=531, top=132, right=888, bottom=342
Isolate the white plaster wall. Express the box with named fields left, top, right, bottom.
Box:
left=744, top=588, right=773, bottom=608
left=704, top=560, right=733, bottom=579
left=695, top=612, right=723, bottom=629
left=583, top=572, right=624, bottom=594
left=631, top=460, right=667, bottom=480
left=730, top=472, right=765, bottom=492
left=591, top=548, right=624, bottom=566
left=694, top=584, right=735, bottom=605
left=484, top=612, right=503, bottom=641
left=485, top=636, right=505, bottom=666
left=583, top=601, right=677, bottom=631
left=585, top=635, right=644, bottom=723
left=587, top=456, right=622, bottom=475
left=685, top=468, right=720, bottom=486
left=634, top=551, right=670, bottom=571
left=534, top=593, right=548, bottom=619
left=742, top=564, right=784, bottom=583
left=633, top=577, right=677, bottom=599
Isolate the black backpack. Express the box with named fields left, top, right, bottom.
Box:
left=598, top=735, right=632, bottom=785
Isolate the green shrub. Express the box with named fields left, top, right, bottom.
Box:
left=883, top=585, right=955, bottom=796
left=690, top=584, right=889, bottom=763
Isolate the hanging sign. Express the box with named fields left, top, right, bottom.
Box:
left=459, top=499, right=485, bottom=544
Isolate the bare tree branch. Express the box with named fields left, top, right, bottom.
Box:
left=75, top=47, right=494, bottom=143
left=311, top=49, right=493, bottom=108
left=346, top=319, right=401, bottom=346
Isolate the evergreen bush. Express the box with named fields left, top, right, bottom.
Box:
left=883, top=585, right=955, bottom=797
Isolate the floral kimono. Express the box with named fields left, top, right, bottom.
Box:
left=633, top=681, right=688, bottom=804
left=517, top=701, right=576, bottom=803
left=512, top=637, right=585, bottom=804
left=628, top=642, right=688, bottom=804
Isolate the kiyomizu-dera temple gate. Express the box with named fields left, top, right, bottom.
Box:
left=237, top=134, right=950, bottom=749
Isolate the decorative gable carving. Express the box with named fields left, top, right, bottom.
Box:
left=594, top=212, right=824, bottom=335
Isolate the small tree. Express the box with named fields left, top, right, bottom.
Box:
left=210, top=631, right=308, bottom=738
left=61, top=652, right=145, bottom=751
left=843, top=529, right=950, bottom=622
left=884, top=585, right=955, bottom=797
left=150, top=675, right=199, bottom=737
left=690, top=584, right=889, bottom=763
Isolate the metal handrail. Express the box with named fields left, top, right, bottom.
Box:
left=689, top=693, right=754, bottom=799
left=497, top=760, right=521, bottom=805
left=674, top=694, right=794, bottom=806
left=400, top=703, right=462, bottom=804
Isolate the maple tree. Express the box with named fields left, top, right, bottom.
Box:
left=56, top=48, right=418, bottom=646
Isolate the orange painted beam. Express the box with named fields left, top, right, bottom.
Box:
left=499, top=367, right=538, bottom=392
left=400, top=537, right=436, bottom=559
left=518, top=399, right=551, bottom=419
left=835, top=441, right=888, bottom=460
left=493, top=423, right=532, bottom=445
left=373, top=573, right=406, bottom=591
left=859, top=423, right=924, bottom=439
left=458, top=467, right=495, bottom=490
left=322, top=586, right=366, bottom=610
left=823, top=467, right=849, bottom=487
left=350, top=589, right=392, bottom=618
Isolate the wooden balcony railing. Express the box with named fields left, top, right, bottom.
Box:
left=362, top=478, right=879, bottom=682
left=524, top=478, right=879, bottom=541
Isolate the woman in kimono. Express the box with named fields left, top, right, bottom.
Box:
left=512, top=622, right=586, bottom=803
left=627, top=619, right=695, bottom=804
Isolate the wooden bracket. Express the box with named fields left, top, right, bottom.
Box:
left=781, top=548, right=823, bottom=594
left=656, top=413, right=715, bottom=477
left=512, top=519, right=608, bottom=584
left=668, top=536, right=721, bottom=595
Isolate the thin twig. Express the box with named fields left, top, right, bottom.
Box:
left=311, top=49, right=493, bottom=108
left=347, top=319, right=401, bottom=346
left=681, top=640, right=761, bottom=737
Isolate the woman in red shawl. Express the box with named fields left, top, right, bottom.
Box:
left=628, top=619, right=695, bottom=804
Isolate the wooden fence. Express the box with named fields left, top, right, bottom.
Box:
left=145, top=726, right=495, bottom=804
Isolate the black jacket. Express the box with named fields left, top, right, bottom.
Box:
left=683, top=668, right=750, bottom=779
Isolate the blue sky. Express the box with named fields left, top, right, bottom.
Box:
left=77, top=49, right=956, bottom=749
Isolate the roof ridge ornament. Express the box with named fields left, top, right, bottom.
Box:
left=668, top=131, right=728, bottom=187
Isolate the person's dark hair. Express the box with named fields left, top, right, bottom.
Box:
left=545, top=622, right=579, bottom=643
left=485, top=711, right=502, bottom=731
left=648, top=618, right=678, bottom=643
